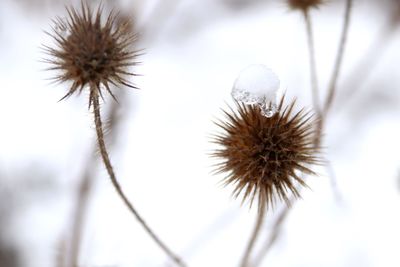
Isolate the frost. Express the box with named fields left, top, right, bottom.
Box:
left=232, top=64, right=280, bottom=117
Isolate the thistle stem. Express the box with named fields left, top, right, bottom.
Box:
left=303, top=9, right=321, bottom=115
left=92, top=91, right=187, bottom=267
left=323, top=0, right=353, bottom=116
left=252, top=196, right=295, bottom=267
left=240, top=204, right=266, bottom=267
left=69, top=96, right=122, bottom=267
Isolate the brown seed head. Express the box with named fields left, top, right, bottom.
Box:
left=212, top=96, right=321, bottom=211
left=287, top=0, right=324, bottom=11
left=44, top=2, right=139, bottom=107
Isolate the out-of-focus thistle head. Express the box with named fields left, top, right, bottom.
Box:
left=287, top=0, right=324, bottom=11
left=212, top=96, right=321, bottom=211
left=43, top=2, right=140, bottom=107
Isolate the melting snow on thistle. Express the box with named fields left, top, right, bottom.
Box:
left=232, top=64, right=280, bottom=118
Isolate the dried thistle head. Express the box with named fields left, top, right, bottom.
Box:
left=43, top=2, right=139, bottom=107
left=212, top=96, right=321, bottom=211
left=287, top=0, right=324, bottom=11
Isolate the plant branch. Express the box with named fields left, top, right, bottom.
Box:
left=240, top=204, right=266, bottom=267
left=92, top=90, right=187, bottom=267
left=69, top=162, right=93, bottom=267
left=323, top=0, right=353, bottom=116
left=314, top=0, right=353, bottom=188
left=303, top=9, right=320, bottom=114
left=336, top=3, right=399, bottom=109
left=252, top=194, right=296, bottom=267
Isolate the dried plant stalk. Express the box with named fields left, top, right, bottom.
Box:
left=323, top=0, right=353, bottom=115
left=303, top=9, right=321, bottom=114
left=69, top=160, right=92, bottom=267
left=240, top=204, right=266, bottom=267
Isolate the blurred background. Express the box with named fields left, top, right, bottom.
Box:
left=0, top=0, right=400, bottom=266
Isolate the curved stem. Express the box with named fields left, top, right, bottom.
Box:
left=92, top=92, right=187, bottom=267
left=303, top=9, right=320, bottom=115
left=323, top=0, right=353, bottom=116
left=240, top=204, right=266, bottom=267
left=68, top=92, right=124, bottom=267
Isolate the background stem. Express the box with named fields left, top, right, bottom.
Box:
left=240, top=204, right=266, bottom=267
left=69, top=162, right=92, bottom=267
left=324, top=0, right=353, bottom=116
left=303, top=9, right=320, bottom=114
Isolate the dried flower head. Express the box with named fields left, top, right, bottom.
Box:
left=212, top=96, right=321, bottom=210
left=44, top=2, right=139, bottom=107
left=287, top=0, right=324, bottom=10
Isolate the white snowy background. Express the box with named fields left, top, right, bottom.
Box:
left=0, top=0, right=399, bottom=267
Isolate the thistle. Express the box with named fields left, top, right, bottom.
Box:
left=213, top=96, right=320, bottom=210
left=43, top=3, right=186, bottom=266
left=44, top=2, right=139, bottom=106
left=287, top=0, right=324, bottom=11
left=212, top=96, right=320, bottom=266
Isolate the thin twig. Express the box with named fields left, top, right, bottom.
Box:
left=252, top=194, right=296, bottom=267
left=313, top=0, right=353, bottom=196
left=240, top=204, right=266, bottom=267
left=323, top=0, right=353, bottom=116
left=337, top=3, right=400, bottom=109
left=69, top=163, right=93, bottom=267
left=325, top=159, right=343, bottom=203
left=56, top=238, right=67, bottom=267
left=303, top=9, right=320, bottom=114
left=92, top=91, right=187, bottom=267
